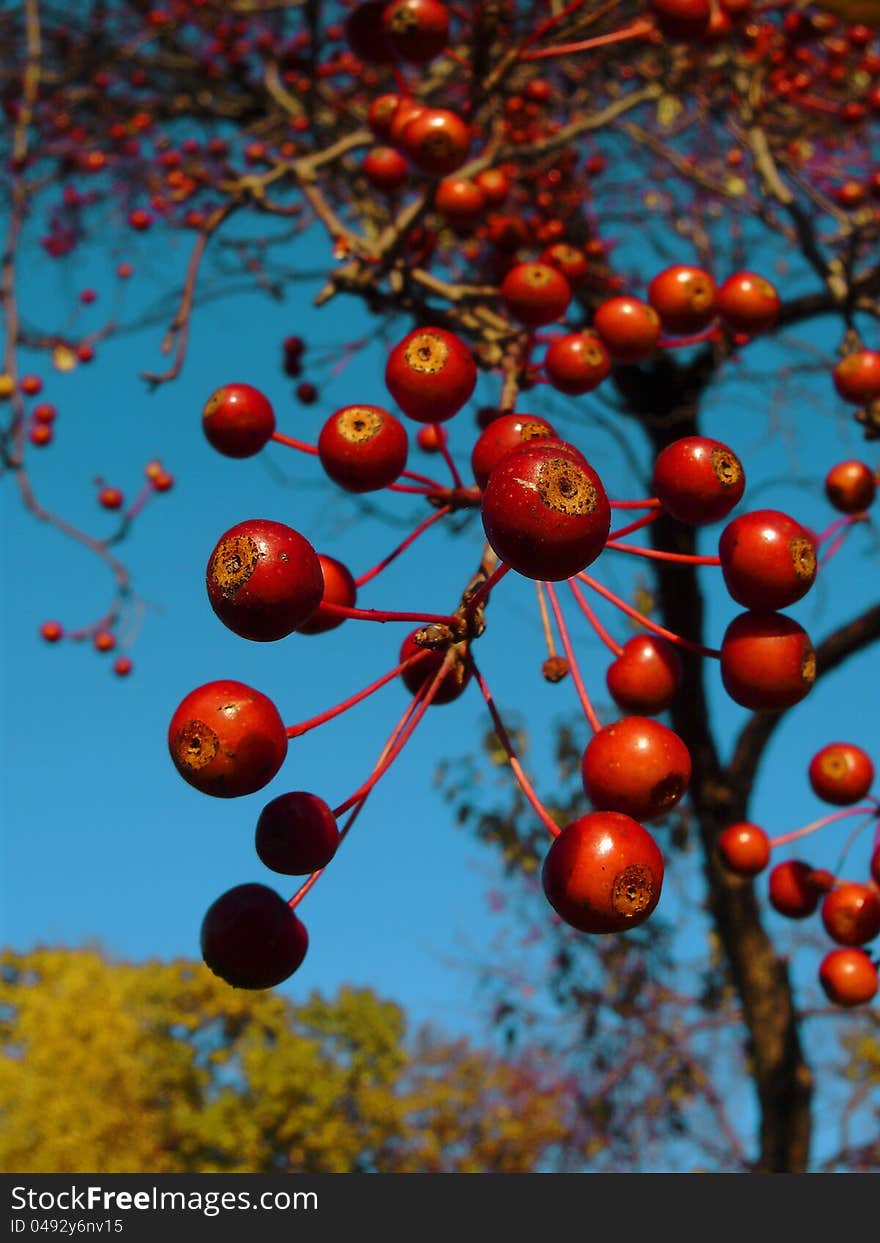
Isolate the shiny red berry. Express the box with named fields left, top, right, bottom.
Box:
left=296, top=554, right=358, bottom=635
left=40, top=620, right=63, bottom=643
left=480, top=441, right=611, bottom=581
left=821, top=883, right=880, bottom=946
left=593, top=297, right=661, bottom=363
left=652, top=436, right=745, bottom=525
left=201, top=883, right=308, bottom=989
left=716, top=271, right=780, bottom=335
left=202, top=383, right=276, bottom=458
left=808, top=742, right=874, bottom=805
left=542, top=811, right=665, bottom=934
left=206, top=518, right=324, bottom=642
left=98, top=486, right=124, bottom=510
left=717, top=822, right=771, bottom=876
left=605, top=635, right=682, bottom=715
left=385, top=327, right=476, bottom=423
left=470, top=413, right=556, bottom=489
left=401, top=108, right=470, bottom=177
left=768, top=859, right=823, bottom=919
left=544, top=332, right=611, bottom=395
left=720, top=611, right=816, bottom=711
left=718, top=509, right=817, bottom=610
left=500, top=262, right=572, bottom=327
left=434, top=177, right=485, bottom=230
left=362, top=145, right=409, bottom=192
left=832, top=350, right=880, bottom=404
left=647, top=264, right=718, bottom=335
left=824, top=461, right=876, bottom=514
left=649, top=0, right=712, bottom=42
left=818, top=948, right=879, bottom=1007
left=539, top=243, right=590, bottom=290
left=255, top=791, right=340, bottom=874
left=382, top=0, right=450, bottom=63
left=113, top=656, right=133, bottom=677
left=318, top=404, right=409, bottom=491
left=168, top=680, right=288, bottom=798
left=581, top=716, right=692, bottom=823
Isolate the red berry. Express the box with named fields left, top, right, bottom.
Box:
left=399, top=629, right=471, bottom=704
left=716, top=271, right=780, bottom=335
left=824, top=460, right=876, bottom=514
left=345, top=2, right=395, bottom=62
left=416, top=423, right=448, bottom=452
left=401, top=108, right=470, bottom=177
left=151, top=470, right=174, bottom=492
left=385, top=328, right=476, bottom=423
left=40, top=620, right=63, bottom=643
left=362, top=145, right=409, bottom=192
left=474, top=167, right=510, bottom=206
left=649, top=0, right=712, bottom=41
left=296, top=554, right=358, bottom=635
left=20, top=374, right=43, bottom=396
left=200, top=883, right=308, bottom=989
left=383, top=0, right=449, bottom=63
left=581, top=716, right=692, bottom=823
left=821, top=883, right=880, bottom=946
left=832, top=350, right=880, bottom=404
left=255, top=791, right=340, bottom=874
left=93, top=630, right=116, bottom=653
left=76, top=343, right=95, bottom=364
left=168, top=679, right=288, bottom=798
left=720, top=611, right=816, bottom=711
left=718, top=509, right=817, bottom=611
left=593, top=297, right=661, bottom=363
left=206, top=518, right=325, bottom=642
left=388, top=98, right=428, bottom=147
left=542, top=811, right=665, bottom=934
left=202, top=383, right=276, bottom=458
left=470, top=413, right=556, bottom=490
left=717, top=822, right=771, bottom=876
left=296, top=381, right=318, bottom=405
left=647, top=264, right=718, bottom=335
left=768, top=859, right=823, bottom=919
left=128, top=208, right=153, bottom=231
left=605, top=635, right=682, bottom=715
left=818, top=947, right=879, bottom=1007
left=318, top=404, right=409, bottom=491
left=480, top=441, right=611, bottom=581
left=29, top=425, right=53, bottom=447
left=32, top=402, right=56, bottom=425
left=808, top=742, right=875, bottom=805
left=500, top=262, right=572, bottom=328
left=652, top=436, right=745, bottom=525
left=434, top=177, right=485, bottom=230
left=539, top=243, right=590, bottom=290
left=544, top=332, right=611, bottom=395
left=113, top=656, right=133, bottom=677
left=98, top=486, right=124, bottom=510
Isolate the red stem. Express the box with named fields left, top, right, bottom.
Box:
left=567, top=578, right=624, bottom=657
left=285, top=649, right=432, bottom=738
left=467, top=654, right=561, bottom=840
left=355, top=505, right=452, bottom=588
left=607, top=511, right=661, bottom=540
left=271, top=430, right=319, bottom=455
left=317, top=602, right=459, bottom=626
left=578, top=572, right=721, bottom=658
left=544, top=583, right=603, bottom=733
left=463, top=561, right=511, bottom=616
left=769, top=805, right=879, bottom=851
left=605, top=539, right=721, bottom=566
left=609, top=498, right=662, bottom=510
left=519, top=18, right=654, bottom=62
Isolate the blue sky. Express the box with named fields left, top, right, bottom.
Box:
left=2, top=188, right=879, bottom=1092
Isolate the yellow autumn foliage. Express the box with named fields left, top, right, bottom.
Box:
left=0, top=947, right=579, bottom=1174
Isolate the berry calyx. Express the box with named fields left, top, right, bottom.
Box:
left=168, top=679, right=288, bottom=798
left=206, top=519, right=325, bottom=642
left=581, top=716, right=692, bottom=823
left=385, top=328, right=477, bottom=423
left=808, top=742, right=875, bottom=806
left=382, top=0, right=450, bottom=64
left=255, top=791, right=340, bottom=874
left=652, top=436, right=745, bottom=525
left=202, top=383, right=276, bottom=458
left=605, top=635, right=682, bottom=716
left=480, top=441, right=611, bottom=581
left=200, top=883, right=308, bottom=989
left=542, top=811, right=665, bottom=934
left=318, top=404, right=409, bottom=492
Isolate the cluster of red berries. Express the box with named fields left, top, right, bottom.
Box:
left=718, top=741, right=880, bottom=1007
left=167, top=311, right=878, bottom=994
